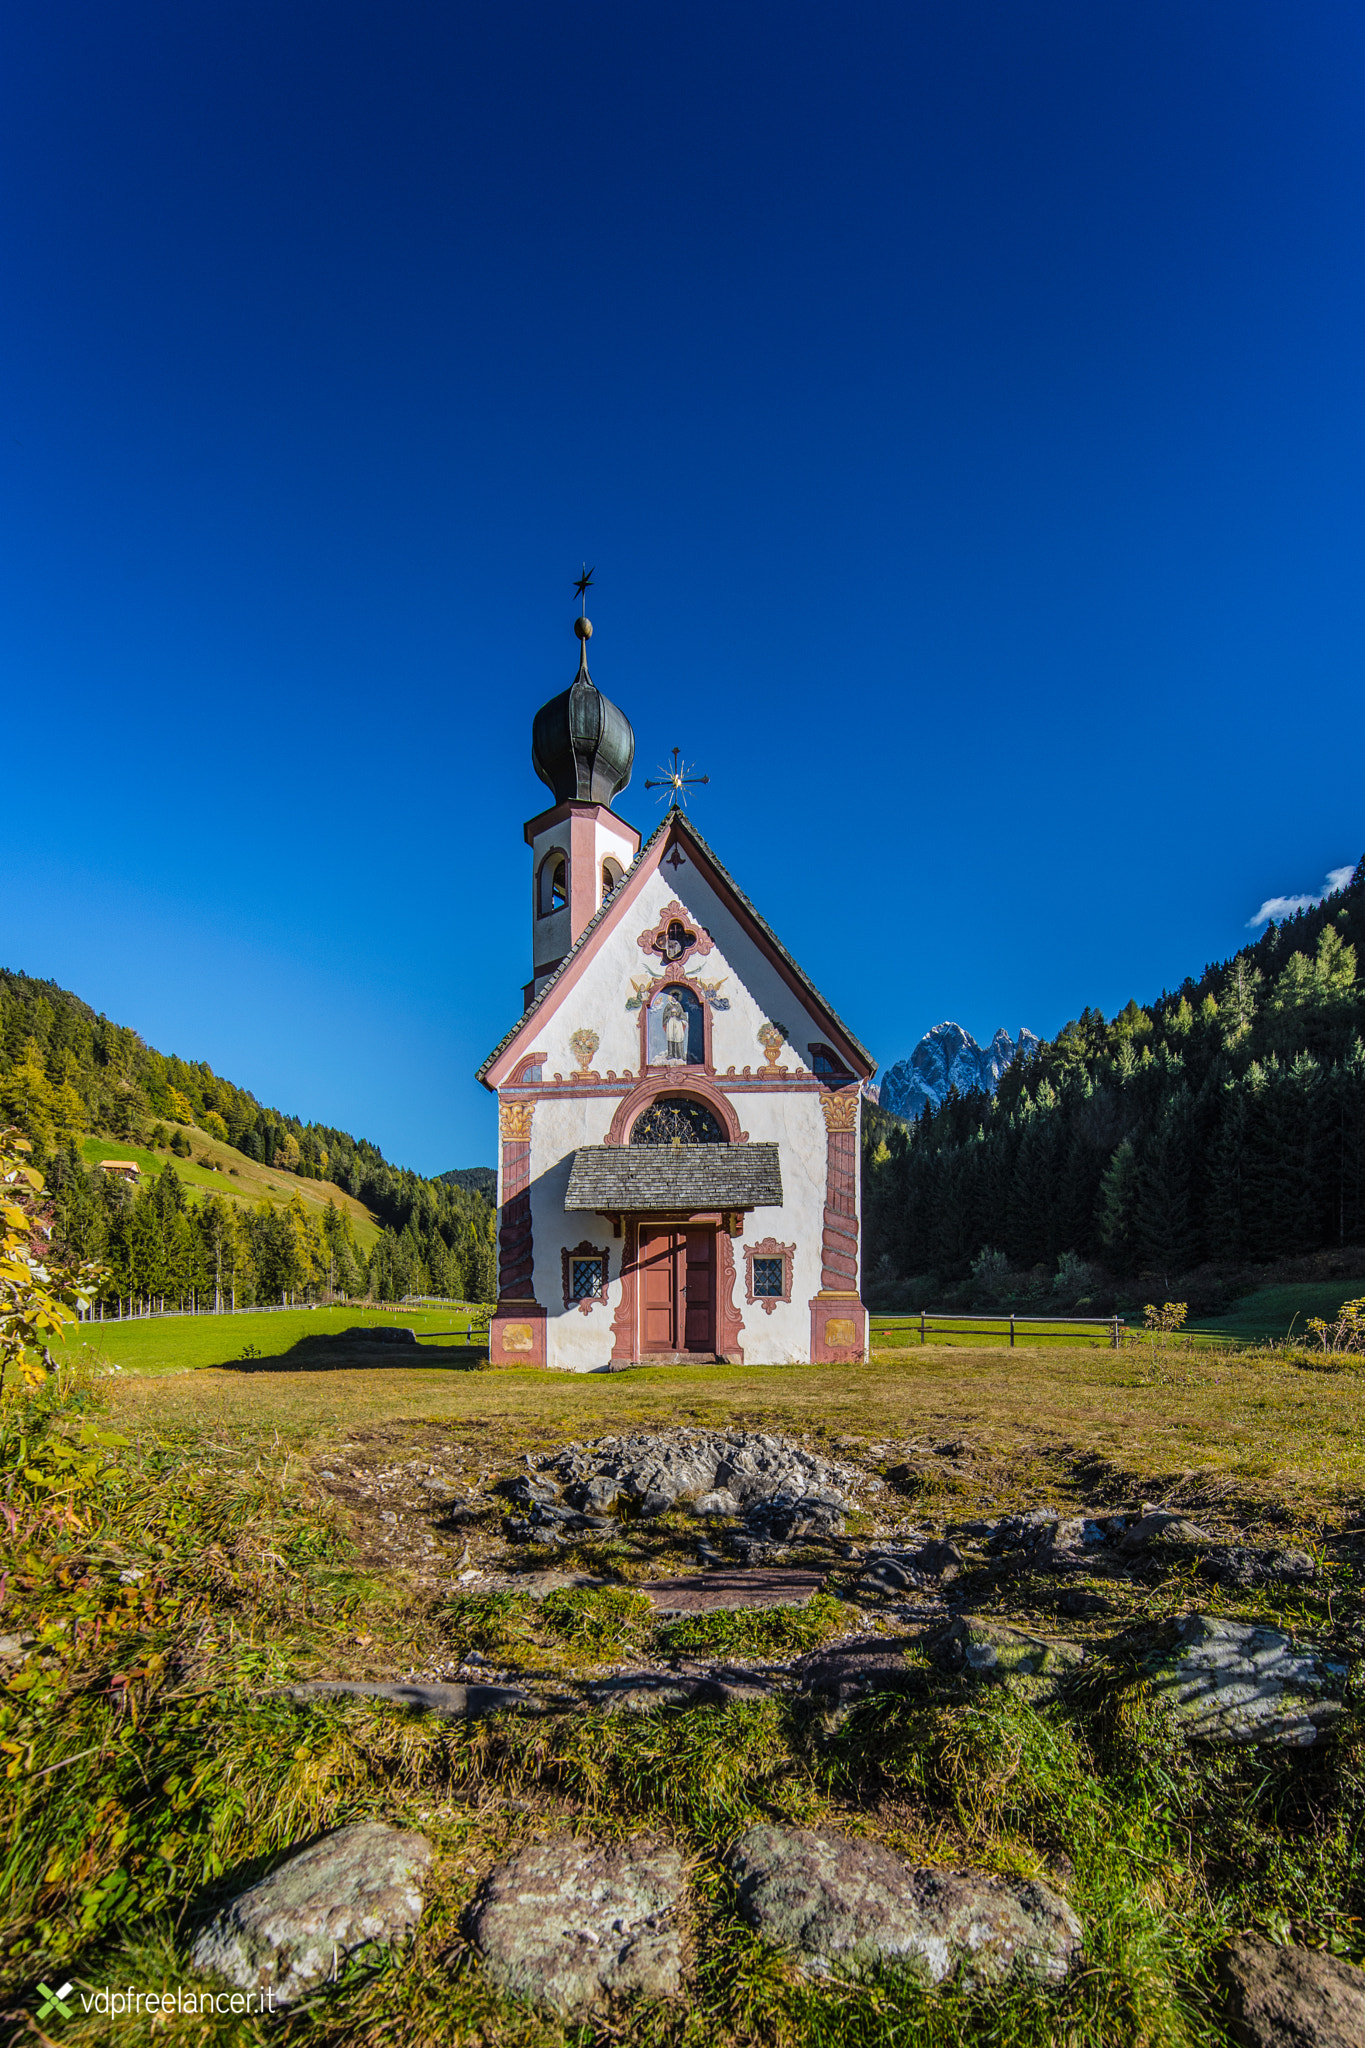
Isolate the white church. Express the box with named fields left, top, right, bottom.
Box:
left=478, top=612, right=874, bottom=1370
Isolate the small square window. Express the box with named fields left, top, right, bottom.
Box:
left=752, top=1257, right=783, bottom=1298
left=570, top=1258, right=603, bottom=1302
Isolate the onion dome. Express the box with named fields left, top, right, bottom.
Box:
left=531, top=617, right=635, bottom=806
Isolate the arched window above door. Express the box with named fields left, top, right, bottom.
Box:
left=629, top=1095, right=725, bottom=1145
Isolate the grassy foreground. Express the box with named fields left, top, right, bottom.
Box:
left=0, top=1341, right=1362, bottom=2045
left=66, top=1305, right=488, bottom=1376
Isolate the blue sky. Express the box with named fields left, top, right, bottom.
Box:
left=4, top=2, right=1364, bottom=1172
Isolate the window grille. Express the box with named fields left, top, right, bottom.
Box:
left=570, top=1258, right=603, bottom=1302
left=629, top=1096, right=724, bottom=1146
left=752, top=1257, right=783, bottom=1298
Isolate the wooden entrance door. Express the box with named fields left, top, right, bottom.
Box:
left=638, top=1226, right=715, bottom=1354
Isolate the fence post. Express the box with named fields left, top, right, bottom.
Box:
left=1111, top=1314, right=1119, bottom=1350
left=1009, top=1313, right=1015, bottom=1348
left=920, top=1309, right=926, bottom=1346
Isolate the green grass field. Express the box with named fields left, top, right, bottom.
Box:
left=64, top=1303, right=487, bottom=1375
left=80, top=1130, right=384, bottom=1251
left=1188, top=1277, right=1365, bottom=1345
left=872, top=1311, right=1124, bottom=1350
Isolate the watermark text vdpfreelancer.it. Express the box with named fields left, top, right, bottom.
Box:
left=32, top=1980, right=279, bottom=2022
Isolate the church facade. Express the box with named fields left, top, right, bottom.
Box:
left=477, top=615, right=874, bottom=1371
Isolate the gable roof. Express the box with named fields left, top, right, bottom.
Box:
left=477, top=809, right=874, bottom=1088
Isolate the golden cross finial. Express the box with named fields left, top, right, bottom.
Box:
left=645, top=746, right=709, bottom=809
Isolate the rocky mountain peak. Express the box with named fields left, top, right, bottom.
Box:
left=874, top=1022, right=1039, bottom=1122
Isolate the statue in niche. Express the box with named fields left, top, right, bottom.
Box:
left=646, top=983, right=704, bottom=1066
left=663, top=997, right=688, bottom=1062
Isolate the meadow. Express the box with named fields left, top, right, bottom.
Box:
left=66, top=1304, right=487, bottom=1377
left=2, top=1332, right=1362, bottom=2045
left=81, top=1131, right=383, bottom=1251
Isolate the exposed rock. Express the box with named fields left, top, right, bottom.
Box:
left=543, top=1429, right=857, bottom=1519
left=990, top=1511, right=1097, bottom=1559
left=1197, top=1546, right=1317, bottom=1590
left=582, top=1673, right=710, bottom=1713
left=338, top=1325, right=418, bottom=1346
left=856, top=1539, right=961, bottom=1597
left=729, top=1824, right=1082, bottom=1986
left=932, top=1618, right=1085, bottom=1685
left=1145, top=1614, right=1346, bottom=1747
left=910, top=1539, right=965, bottom=1579
left=878, top=1024, right=1040, bottom=1124
left=795, top=1637, right=921, bottom=1704
left=470, top=1836, right=686, bottom=2012
left=506, top=1474, right=563, bottom=1507
left=743, top=1491, right=845, bottom=1541
left=566, top=1476, right=622, bottom=1515
left=504, top=1500, right=617, bottom=1543
left=287, top=1679, right=534, bottom=1717
left=1119, top=1511, right=1215, bottom=1553
left=191, top=1822, right=432, bottom=2006
left=643, top=1567, right=827, bottom=1613
left=1217, top=1933, right=1365, bottom=2047
left=693, top=1488, right=741, bottom=1518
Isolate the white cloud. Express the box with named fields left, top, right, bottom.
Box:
left=1247, top=865, right=1357, bottom=929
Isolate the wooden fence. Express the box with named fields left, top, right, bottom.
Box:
left=878, top=1311, right=1128, bottom=1349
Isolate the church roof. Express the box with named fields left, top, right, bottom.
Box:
left=530, top=628, right=635, bottom=806
left=564, top=1142, right=784, bottom=1212
left=477, top=808, right=874, bottom=1086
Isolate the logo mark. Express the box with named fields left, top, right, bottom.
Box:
left=35, top=1981, right=74, bottom=2020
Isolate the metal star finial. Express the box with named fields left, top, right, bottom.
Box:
left=645, top=746, right=709, bottom=809
left=574, top=564, right=594, bottom=613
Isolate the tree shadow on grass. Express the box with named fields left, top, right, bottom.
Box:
left=215, top=1331, right=489, bottom=1374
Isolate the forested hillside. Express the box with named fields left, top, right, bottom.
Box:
left=0, top=969, right=496, bottom=1307
left=864, top=860, right=1365, bottom=1305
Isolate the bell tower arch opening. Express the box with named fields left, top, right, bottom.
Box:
left=521, top=612, right=641, bottom=1009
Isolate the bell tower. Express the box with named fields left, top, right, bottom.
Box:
left=522, top=613, right=641, bottom=1008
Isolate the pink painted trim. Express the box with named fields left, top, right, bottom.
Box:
left=743, top=1236, right=795, bottom=1316
left=484, top=812, right=871, bottom=1091
left=562, top=1239, right=611, bottom=1314
left=602, top=1070, right=745, bottom=1146
left=523, top=798, right=642, bottom=855
left=636, top=900, right=715, bottom=964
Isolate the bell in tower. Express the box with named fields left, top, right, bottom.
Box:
left=521, top=612, right=641, bottom=1008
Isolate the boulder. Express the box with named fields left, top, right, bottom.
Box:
left=795, top=1638, right=920, bottom=1705
left=932, top=1618, right=1085, bottom=1685
left=743, top=1491, right=845, bottom=1541
left=190, top=1822, right=432, bottom=2006
left=566, top=1476, right=621, bottom=1514
left=1217, top=1933, right=1365, bottom=2047
left=693, top=1489, right=741, bottom=1518
left=1197, top=1546, right=1317, bottom=1590
left=339, top=1325, right=418, bottom=1346
left=1145, top=1614, right=1346, bottom=1747
left=506, top=1474, right=563, bottom=1507
left=469, top=1836, right=686, bottom=2011
left=1119, top=1511, right=1214, bottom=1553
left=728, top=1824, right=1082, bottom=1985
